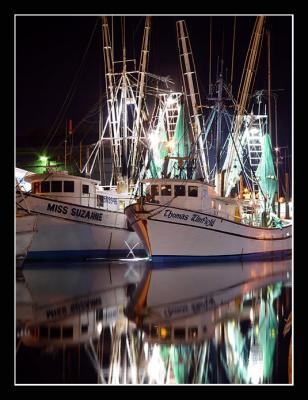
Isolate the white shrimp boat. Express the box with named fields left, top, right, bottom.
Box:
left=125, top=18, right=292, bottom=262
left=15, top=17, right=156, bottom=261
left=16, top=171, right=144, bottom=260
left=125, top=178, right=292, bottom=262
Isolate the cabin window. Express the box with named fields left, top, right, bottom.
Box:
left=39, top=326, right=48, bottom=338
left=143, top=324, right=150, bottom=335
left=174, top=328, right=186, bottom=339
left=188, top=186, right=198, bottom=197
left=161, top=185, right=172, bottom=196
left=118, top=200, right=125, bottom=210
left=96, top=308, right=103, bottom=322
left=51, top=181, right=62, bottom=192
left=174, top=185, right=186, bottom=196
left=62, top=326, right=73, bottom=339
left=40, top=181, right=50, bottom=193
left=32, top=182, right=40, bottom=194
left=49, top=327, right=61, bottom=339
left=64, top=180, right=74, bottom=192
left=160, top=326, right=171, bottom=340
left=82, top=184, right=89, bottom=194
left=150, top=185, right=159, bottom=197
left=97, top=195, right=104, bottom=208
left=150, top=325, right=159, bottom=338
left=81, top=324, right=88, bottom=334
left=188, top=327, right=198, bottom=339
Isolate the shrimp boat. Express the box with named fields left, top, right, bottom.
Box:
left=16, top=172, right=146, bottom=260
left=16, top=17, right=155, bottom=260
left=125, top=18, right=292, bottom=262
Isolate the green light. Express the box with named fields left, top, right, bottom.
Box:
left=39, top=156, right=48, bottom=163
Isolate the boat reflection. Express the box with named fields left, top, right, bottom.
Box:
left=16, top=259, right=148, bottom=349
left=126, top=257, right=292, bottom=384
left=16, top=257, right=292, bottom=384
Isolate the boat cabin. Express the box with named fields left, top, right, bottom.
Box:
left=25, top=171, right=134, bottom=211
left=142, top=178, right=217, bottom=211
left=19, top=305, right=125, bottom=348
left=19, top=310, right=100, bottom=347
left=142, top=178, right=241, bottom=223
left=139, top=299, right=254, bottom=345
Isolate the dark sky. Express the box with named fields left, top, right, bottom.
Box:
left=16, top=15, right=292, bottom=154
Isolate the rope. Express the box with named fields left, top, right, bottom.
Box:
left=230, top=16, right=236, bottom=94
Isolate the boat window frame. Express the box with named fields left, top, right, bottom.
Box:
left=62, top=326, right=74, bottom=339
left=188, top=326, right=198, bottom=339
left=81, top=324, right=89, bottom=334
left=174, top=327, right=186, bottom=339
left=174, top=184, right=186, bottom=197
left=49, top=326, right=61, bottom=339
left=32, top=181, right=40, bottom=194
left=63, top=180, right=74, bottom=193
left=40, top=181, right=50, bottom=193
left=161, top=184, right=172, bottom=196
left=97, top=195, right=104, bottom=208
left=150, top=184, right=159, bottom=197
left=51, top=180, right=62, bottom=193
left=82, top=184, right=89, bottom=194
left=188, top=185, right=198, bottom=197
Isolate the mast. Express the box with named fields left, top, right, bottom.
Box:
left=223, top=16, right=265, bottom=197
left=216, top=60, right=224, bottom=173
left=176, top=20, right=209, bottom=181
left=101, top=16, right=121, bottom=181
left=131, top=16, right=151, bottom=181
left=267, top=30, right=272, bottom=141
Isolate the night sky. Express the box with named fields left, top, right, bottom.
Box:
left=16, top=15, right=292, bottom=157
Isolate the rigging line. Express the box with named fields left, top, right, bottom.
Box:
left=41, top=18, right=99, bottom=152
left=209, top=16, right=212, bottom=94
left=230, top=16, right=236, bottom=94
left=247, top=23, right=265, bottom=112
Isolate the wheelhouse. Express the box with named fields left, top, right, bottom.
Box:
left=141, top=178, right=217, bottom=211
left=24, top=171, right=134, bottom=211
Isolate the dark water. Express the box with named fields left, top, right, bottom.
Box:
left=15, top=257, right=292, bottom=385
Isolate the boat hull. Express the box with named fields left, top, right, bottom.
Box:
left=16, top=214, right=38, bottom=265
left=17, top=194, right=145, bottom=260
left=125, top=203, right=292, bottom=262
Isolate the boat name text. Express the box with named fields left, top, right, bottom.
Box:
left=45, top=296, right=102, bottom=320
left=163, top=296, right=216, bottom=318
left=163, top=209, right=216, bottom=226
left=47, top=203, right=103, bottom=221
left=102, top=195, right=118, bottom=205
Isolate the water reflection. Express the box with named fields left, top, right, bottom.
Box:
left=16, top=257, right=292, bottom=384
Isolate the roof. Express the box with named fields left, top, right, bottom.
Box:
left=24, top=171, right=100, bottom=185
left=142, top=178, right=215, bottom=187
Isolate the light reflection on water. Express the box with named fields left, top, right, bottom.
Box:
left=16, top=257, right=292, bottom=384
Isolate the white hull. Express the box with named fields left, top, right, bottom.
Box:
left=16, top=214, right=37, bottom=263
left=125, top=203, right=292, bottom=261
left=17, top=194, right=145, bottom=260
